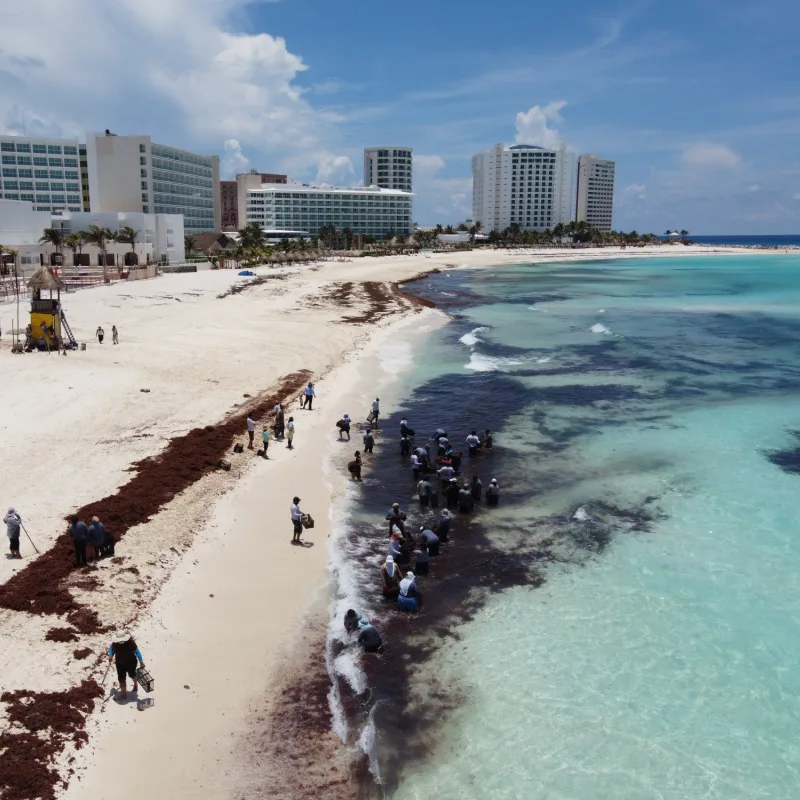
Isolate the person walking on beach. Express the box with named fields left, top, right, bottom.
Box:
left=274, top=405, right=285, bottom=439
left=466, top=430, right=480, bottom=457
left=96, top=326, right=104, bottom=344
left=246, top=415, right=256, bottom=449
left=301, top=382, right=316, bottom=410
left=88, top=516, right=107, bottom=561
left=290, top=497, right=303, bottom=544
left=371, top=398, right=380, bottom=427
left=69, top=514, right=89, bottom=567
left=337, top=413, right=351, bottom=441
left=363, top=428, right=375, bottom=454
left=112, top=325, right=119, bottom=345
left=348, top=451, right=363, bottom=481
left=4, top=507, right=22, bottom=558
left=262, top=427, right=272, bottom=459
left=108, top=632, right=145, bottom=702
left=286, top=417, right=295, bottom=449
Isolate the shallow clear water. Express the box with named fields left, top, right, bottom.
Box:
left=376, top=255, right=800, bottom=798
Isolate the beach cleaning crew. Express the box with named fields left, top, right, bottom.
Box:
left=386, top=503, right=406, bottom=536
left=417, top=477, right=432, bottom=507
left=246, top=415, right=256, bottom=449
left=397, top=572, right=421, bottom=612
left=481, top=429, right=493, bottom=449
left=286, top=416, right=295, bottom=449
left=420, top=526, right=440, bottom=556
left=363, top=428, right=375, bottom=454
left=4, top=507, right=22, bottom=558
left=344, top=609, right=360, bottom=633
left=381, top=554, right=401, bottom=598
left=458, top=484, right=475, bottom=513
left=400, top=433, right=412, bottom=456
left=470, top=474, right=483, bottom=502
left=410, top=452, right=421, bottom=480
left=466, top=430, right=481, bottom=457
left=371, top=398, right=380, bottom=426
left=274, top=405, right=285, bottom=439
left=262, top=426, right=272, bottom=459
left=88, top=516, right=107, bottom=561
left=112, top=325, right=119, bottom=345
left=290, top=496, right=303, bottom=543
left=413, top=541, right=429, bottom=575
left=108, top=632, right=145, bottom=702
left=69, top=514, right=89, bottom=567
left=337, top=413, right=351, bottom=441
left=400, top=417, right=414, bottom=438
left=96, top=326, right=104, bottom=344
left=435, top=509, right=451, bottom=541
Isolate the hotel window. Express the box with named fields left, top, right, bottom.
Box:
left=16, top=143, right=31, bottom=153
left=2, top=168, right=17, bottom=177
left=47, top=145, right=62, bottom=154
left=32, top=144, right=46, bottom=153
left=51, top=194, right=66, bottom=203
left=63, top=158, right=78, bottom=167
left=50, top=170, right=63, bottom=179
left=19, top=181, right=33, bottom=190
left=65, top=170, right=78, bottom=179
left=64, top=146, right=78, bottom=155
left=35, top=169, right=48, bottom=179
left=35, top=194, right=49, bottom=203
left=50, top=182, right=65, bottom=191
left=141, top=169, right=147, bottom=178
left=18, top=169, right=32, bottom=178
left=66, top=183, right=79, bottom=191
left=48, top=158, right=62, bottom=167
left=4, top=181, right=18, bottom=190
left=17, top=156, right=31, bottom=165
left=67, top=195, right=81, bottom=204
left=1, top=155, right=15, bottom=164
left=0, top=142, right=15, bottom=152
left=20, top=193, right=34, bottom=202
left=140, top=144, right=146, bottom=153
left=34, top=157, right=47, bottom=166
left=35, top=182, right=50, bottom=191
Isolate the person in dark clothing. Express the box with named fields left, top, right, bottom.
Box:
left=337, top=414, right=351, bottom=441
left=386, top=503, right=406, bottom=536
left=363, top=428, right=375, bottom=454
left=417, top=478, right=432, bottom=507
left=400, top=417, right=415, bottom=438
left=88, top=516, right=107, bottom=561
left=445, top=479, right=460, bottom=510
left=470, top=474, right=483, bottom=502
left=381, top=554, right=401, bottom=597
left=274, top=406, right=285, bottom=439
left=344, top=609, right=360, bottom=633
left=419, top=526, right=440, bottom=556
left=108, top=632, right=145, bottom=701
left=69, top=514, right=89, bottom=567
left=400, top=434, right=412, bottom=456
left=486, top=478, right=500, bottom=506
left=357, top=619, right=383, bottom=653
left=348, top=451, right=363, bottom=481
left=4, top=508, right=22, bottom=558
left=435, top=509, right=451, bottom=541
left=458, top=486, right=475, bottom=513
left=413, top=541, right=429, bottom=575
left=450, top=451, right=463, bottom=475
left=431, top=427, right=447, bottom=441
left=481, top=429, right=493, bottom=449
left=96, top=326, right=104, bottom=344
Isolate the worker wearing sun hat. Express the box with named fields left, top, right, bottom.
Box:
left=486, top=478, right=500, bottom=507
left=108, top=631, right=145, bottom=702
left=397, top=571, right=422, bottom=613
left=4, top=507, right=22, bottom=558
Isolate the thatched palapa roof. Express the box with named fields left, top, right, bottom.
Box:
left=27, top=265, right=66, bottom=291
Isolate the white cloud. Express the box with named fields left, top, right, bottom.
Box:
left=682, top=142, right=742, bottom=168
left=623, top=183, right=647, bottom=199
left=221, top=138, right=250, bottom=178
left=314, top=153, right=354, bottom=184
left=413, top=155, right=446, bottom=177
left=514, top=101, right=567, bottom=148
left=0, top=0, right=339, bottom=170
left=747, top=184, right=760, bottom=192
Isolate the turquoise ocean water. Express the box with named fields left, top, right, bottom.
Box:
left=357, top=255, right=800, bottom=798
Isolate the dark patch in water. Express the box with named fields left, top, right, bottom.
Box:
left=766, top=430, right=800, bottom=475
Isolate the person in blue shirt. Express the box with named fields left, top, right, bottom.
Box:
left=108, top=632, right=145, bottom=701
left=69, top=514, right=89, bottom=567
left=301, top=382, right=316, bottom=410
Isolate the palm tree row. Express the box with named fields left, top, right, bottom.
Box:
left=39, top=224, right=142, bottom=282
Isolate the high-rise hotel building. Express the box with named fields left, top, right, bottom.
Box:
left=472, top=143, right=575, bottom=233
left=364, top=147, right=413, bottom=193
left=0, top=136, right=86, bottom=214
left=575, top=154, right=615, bottom=232
left=85, top=132, right=220, bottom=233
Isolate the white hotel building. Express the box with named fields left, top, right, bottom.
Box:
left=364, top=146, right=413, bottom=193
left=0, top=136, right=86, bottom=214
left=472, top=143, right=575, bottom=233
left=85, top=132, right=220, bottom=234
left=245, top=184, right=413, bottom=239
left=575, top=154, right=615, bottom=232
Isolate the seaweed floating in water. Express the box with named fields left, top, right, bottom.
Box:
left=766, top=430, right=800, bottom=475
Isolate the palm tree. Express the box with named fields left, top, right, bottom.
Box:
left=679, top=229, right=689, bottom=241
left=64, top=233, right=86, bottom=268
left=443, top=225, right=455, bottom=234
left=39, top=227, right=65, bottom=266
left=184, top=234, right=197, bottom=254
left=84, top=224, right=114, bottom=282
left=116, top=225, right=140, bottom=266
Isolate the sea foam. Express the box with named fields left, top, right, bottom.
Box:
left=591, top=323, right=612, bottom=334
left=459, top=326, right=488, bottom=347
left=465, top=352, right=524, bottom=372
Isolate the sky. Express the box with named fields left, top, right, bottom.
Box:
left=0, top=0, right=799, bottom=233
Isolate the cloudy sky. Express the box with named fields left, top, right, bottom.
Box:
left=1, top=0, right=798, bottom=232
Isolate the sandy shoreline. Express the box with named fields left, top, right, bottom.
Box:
left=0, top=243, right=770, bottom=799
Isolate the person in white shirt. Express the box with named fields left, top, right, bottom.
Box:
left=410, top=452, right=420, bottom=479
left=371, top=398, right=380, bottom=426
left=301, top=383, right=316, bottom=410
left=246, top=416, right=256, bottom=449
left=286, top=417, right=295, bottom=449
left=466, top=430, right=481, bottom=457
left=290, top=497, right=303, bottom=543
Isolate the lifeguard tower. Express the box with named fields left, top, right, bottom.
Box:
left=26, top=266, right=77, bottom=349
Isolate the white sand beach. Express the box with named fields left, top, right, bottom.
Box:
left=0, top=243, right=764, bottom=799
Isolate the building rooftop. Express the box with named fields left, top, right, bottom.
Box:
left=248, top=182, right=414, bottom=197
